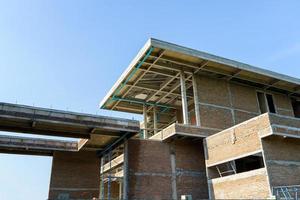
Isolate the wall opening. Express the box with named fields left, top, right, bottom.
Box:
left=208, top=153, right=264, bottom=179
left=266, top=94, right=276, bottom=113
left=257, top=92, right=276, bottom=114
left=235, top=154, right=264, bottom=173
left=292, top=99, right=300, bottom=118
left=257, top=92, right=268, bottom=113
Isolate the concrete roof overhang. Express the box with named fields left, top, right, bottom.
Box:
left=0, top=102, right=140, bottom=155
left=100, top=38, right=300, bottom=116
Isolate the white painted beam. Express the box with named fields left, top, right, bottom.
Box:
left=180, top=70, right=189, bottom=124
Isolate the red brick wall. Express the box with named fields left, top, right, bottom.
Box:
left=103, top=181, right=120, bottom=200
left=173, top=140, right=208, bottom=198
left=128, top=139, right=172, bottom=200
left=127, top=139, right=208, bottom=200
left=48, top=151, right=100, bottom=200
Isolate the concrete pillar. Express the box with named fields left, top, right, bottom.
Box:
left=180, top=70, right=189, bottom=124
left=143, top=104, right=148, bottom=139
left=123, top=140, right=129, bottom=200
left=107, top=152, right=112, bottom=200
left=99, top=156, right=105, bottom=199
left=192, top=74, right=201, bottom=126
left=170, top=153, right=178, bottom=200
left=153, top=106, right=158, bottom=134
left=119, top=180, right=123, bottom=200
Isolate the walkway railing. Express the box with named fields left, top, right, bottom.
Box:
left=273, top=185, right=300, bottom=200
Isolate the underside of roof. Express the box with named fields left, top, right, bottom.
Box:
left=100, top=38, right=300, bottom=118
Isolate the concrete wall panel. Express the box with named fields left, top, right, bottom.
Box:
left=205, top=114, right=271, bottom=167
left=209, top=168, right=270, bottom=199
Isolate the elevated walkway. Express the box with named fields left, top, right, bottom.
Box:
left=0, top=135, right=78, bottom=156
left=0, top=102, right=140, bottom=155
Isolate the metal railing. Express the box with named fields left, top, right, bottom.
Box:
left=273, top=185, right=300, bottom=200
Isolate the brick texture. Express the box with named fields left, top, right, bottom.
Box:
left=127, top=139, right=208, bottom=200
left=262, top=136, right=300, bottom=186
left=48, top=151, right=100, bottom=200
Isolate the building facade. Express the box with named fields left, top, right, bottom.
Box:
left=0, top=39, right=299, bottom=199
left=100, top=38, right=300, bottom=199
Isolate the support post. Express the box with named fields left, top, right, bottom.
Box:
left=153, top=106, right=158, bottom=134
left=170, top=152, right=177, bottom=200
left=107, top=152, right=111, bottom=200
left=192, top=74, right=201, bottom=126
left=180, top=70, right=189, bottom=124
left=99, top=156, right=105, bottom=199
left=123, top=140, right=129, bottom=200
left=143, top=104, right=148, bottom=139
left=119, top=179, right=123, bottom=200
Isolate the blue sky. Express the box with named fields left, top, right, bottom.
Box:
left=0, top=0, right=300, bottom=199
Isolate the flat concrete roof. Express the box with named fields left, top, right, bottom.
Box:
left=100, top=38, right=300, bottom=116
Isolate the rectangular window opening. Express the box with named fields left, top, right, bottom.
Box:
left=257, top=92, right=276, bottom=114
left=266, top=94, right=276, bottom=113
left=257, top=92, right=268, bottom=113
left=292, top=99, right=300, bottom=118
left=208, top=153, right=264, bottom=179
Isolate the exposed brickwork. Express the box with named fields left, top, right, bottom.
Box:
left=103, top=181, right=120, bottom=200
left=127, top=139, right=172, bottom=200
left=197, top=75, right=231, bottom=107
left=234, top=110, right=257, bottom=124
left=199, top=105, right=234, bottom=129
left=127, top=139, right=208, bottom=200
left=274, top=93, right=294, bottom=117
left=195, top=74, right=294, bottom=131
left=48, top=151, right=100, bottom=200
left=230, top=83, right=260, bottom=113
left=173, top=140, right=208, bottom=199
left=262, top=136, right=300, bottom=186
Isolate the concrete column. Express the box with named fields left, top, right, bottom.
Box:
left=143, top=104, right=148, bottom=139
left=170, top=153, right=177, bottom=200
left=153, top=106, right=158, bottom=134
left=119, top=180, right=123, bottom=200
left=180, top=70, right=189, bottom=124
left=107, top=152, right=111, bottom=200
left=192, top=74, right=201, bottom=126
left=123, top=140, right=129, bottom=200
left=99, top=156, right=105, bottom=199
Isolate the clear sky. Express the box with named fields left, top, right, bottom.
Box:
left=0, top=0, right=300, bottom=199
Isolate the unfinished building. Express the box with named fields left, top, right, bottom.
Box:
left=99, top=38, right=300, bottom=199
left=0, top=38, right=300, bottom=199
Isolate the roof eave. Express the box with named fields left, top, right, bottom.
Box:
left=99, top=38, right=153, bottom=109
left=150, top=38, right=300, bottom=85
left=100, top=38, right=300, bottom=110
